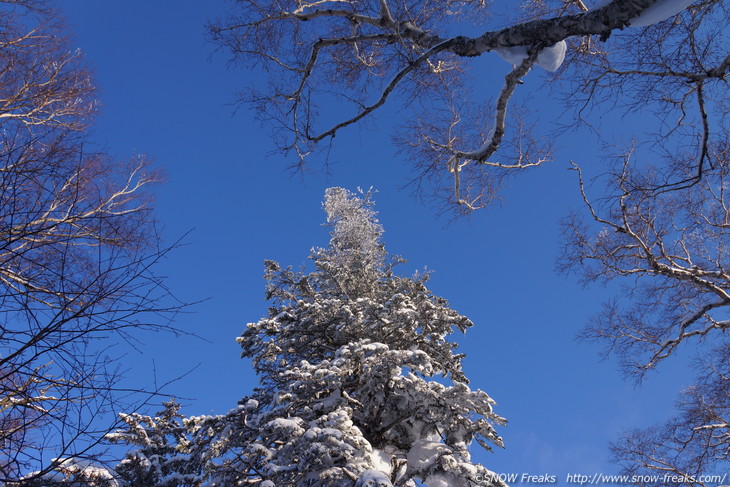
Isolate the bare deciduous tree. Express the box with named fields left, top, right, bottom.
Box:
left=609, top=348, right=728, bottom=486
left=209, top=0, right=727, bottom=210
left=0, top=1, right=184, bottom=482
left=559, top=143, right=730, bottom=482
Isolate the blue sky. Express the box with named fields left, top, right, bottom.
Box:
left=60, top=1, right=696, bottom=481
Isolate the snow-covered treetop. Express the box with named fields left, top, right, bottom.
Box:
left=109, top=188, right=507, bottom=487
left=313, top=187, right=390, bottom=299
left=247, top=187, right=473, bottom=383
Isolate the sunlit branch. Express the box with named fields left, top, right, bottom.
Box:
left=644, top=301, right=729, bottom=370
left=454, top=50, right=538, bottom=163
left=306, top=38, right=457, bottom=143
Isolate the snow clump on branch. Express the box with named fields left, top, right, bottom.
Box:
left=494, top=41, right=568, bottom=71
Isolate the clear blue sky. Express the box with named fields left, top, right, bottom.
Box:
left=60, top=1, right=695, bottom=481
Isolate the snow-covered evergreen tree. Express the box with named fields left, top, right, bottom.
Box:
left=16, top=458, right=120, bottom=487
left=108, top=401, right=201, bottom=487
left=113, top=188, right=507, bottom=487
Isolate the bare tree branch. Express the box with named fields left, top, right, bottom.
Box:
left=211, top=0, right=726, bottom=210
left=558, top=130, right=730, bottom=479
left=0, top=1, right=189, bottom=481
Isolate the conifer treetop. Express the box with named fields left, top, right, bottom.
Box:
left=110, top=188, right=509, bottom=487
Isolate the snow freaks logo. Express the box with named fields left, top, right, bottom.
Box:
left=477, top=473, right=557, bottom=484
